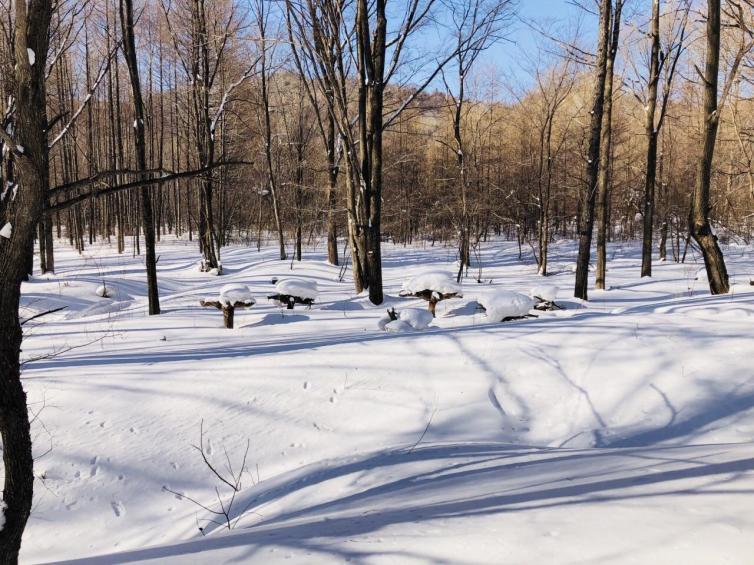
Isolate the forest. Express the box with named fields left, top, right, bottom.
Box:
left=1, top=0, right=754, bottom=563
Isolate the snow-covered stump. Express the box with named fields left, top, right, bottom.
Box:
left=479, top=290, right=536, bottom=322
left=378, top=307, right=434, bottom=332
left=268, top=278, right=318, bottom=310
left=400, top=272, right=462, bottom=317
left=95, top=282, right=117, bottom=299
left=530, top=284, right=562, bottom=311
left=200, top=284, right=255, bottom=329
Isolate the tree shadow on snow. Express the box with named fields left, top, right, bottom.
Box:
left=52, top=442, right=754, bottom=564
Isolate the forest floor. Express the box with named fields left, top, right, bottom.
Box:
left=17, top=236, right=754, bottom=564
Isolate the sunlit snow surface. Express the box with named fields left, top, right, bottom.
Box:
left=18, top=237, right=754, bottom=564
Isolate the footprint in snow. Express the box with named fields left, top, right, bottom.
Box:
left=111, top=501, right=125, bottom=517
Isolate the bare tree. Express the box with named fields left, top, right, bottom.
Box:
left=638, top=0, right=689, bottom=277
left=254, top=0, right=287, bottom=261
left=595, top=0, right=623, bottom=290
left=690, top=0, right=730, bottom=294
left=0, top=1, right=53, bottom=561
left=441, top=0, right=514, bottom=283
left=574, top=0, right=612, bottom=300
left=285, top=0, right=341, bottom=265
left=532, top=59, right=575, bottom=276
left=120, top=0, right=160, bottom=314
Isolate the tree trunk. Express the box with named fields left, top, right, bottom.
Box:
left=689, top=0, right=729, bottom=294
left=326, top=114, right=339, bottom=265
left=258, top=6, right=286, bottom=261
left=595, top=0, right=622, bottom=290
left=641, top=0, right=661, bottom=278
left=121, top=0, right=161, bottom=315
left=574, top=0, right=612, bottom=300
left=659, top=220, right=668, bottom=261
left=0, top=2, right=53, bottom=560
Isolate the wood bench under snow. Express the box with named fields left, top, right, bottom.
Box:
left=478, top=290, right=535, bottom=322
left=200, top=284, right=255, bottom=328
left=268, top=278, right=318, bottom=309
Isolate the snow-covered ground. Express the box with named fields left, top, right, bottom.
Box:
left=17, top=237, right=754, bottom=564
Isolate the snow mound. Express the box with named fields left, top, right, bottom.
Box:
left=402, top=271, right=462, bottom=295
left=67, top=300, right=132, bottom=319
left=378, top=308, right=434, bottom=332
left=95, top=284, right=117, bottom=298
left=530, top=284, right=558, bottom=302
left=384, top=319, right=414, bottom=333
left=219, top=284, right=255, bottom=307
left=400, top=308, right=434, bottom=330
left=479, top=290, right=534, bottom=321
left=274, top=278, right=318, bottom=300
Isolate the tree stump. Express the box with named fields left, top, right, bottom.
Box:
left=267, top=293, right=315, bottom=310
left=399, top=289, right=461, bottom=317
left=200, top=300, right=253, bottom=329
left=532, top=298, right=562, bottom=311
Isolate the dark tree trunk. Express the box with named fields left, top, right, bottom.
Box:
left=258, top=3, right=286, bottom=261
left=0, top=1, right=53, bottom=561
left=595, top=0, right=623, bottom=290
left=574, top=0, right=612, bottom=300
left=356, top=0, right=387, bottom=305
left=641, top=0, right=662, bottom=278
left=120, top=0, right=160, bottom=315
left=659, top=220, right=668, bottom=261
left=689, top=0, right=729, bottom=294
left=326, top=114, right=339, bottom=265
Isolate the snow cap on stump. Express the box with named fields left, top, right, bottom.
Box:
left=219, top=284, right=255, bottom=307
left=530, top=284, right=558, bottom=303
left=402, top=271, right=462, bottom=296
left=274, top=278, right=318, bottom=301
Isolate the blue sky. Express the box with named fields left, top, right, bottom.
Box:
left=401, top=0, right=598, bottom=97
left=487, top=0, right=595, bottom=90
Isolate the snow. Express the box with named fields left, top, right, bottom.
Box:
left=378, top=308, right=433, bottom=332
left=383, top=319, right=413, bottom=333
left=16, top=237, right=754, bottom=564
left=530, top=283, right=558, bottom=302
left=479, top=289, right=534, bottom=321
left=0, top=222, right=12, bottom=238
left=274, top=278, right=318, bottom=300
left=27, top=48, right=35, bottom=66
left=0, top=500, right=5, bottom=533
left=402, top=271, right=462, bottom=295
left=399, top=307, right=434, bottom=330
left=95, top=284, right=116, bottom=298
left=218, top=283, right=255, bottom=307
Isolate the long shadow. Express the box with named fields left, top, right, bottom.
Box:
left=25, top=305, right=746, bottom=372
left=607, top=390, right=754, bottom=448
left=50, top=442, right=754, bottom=564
